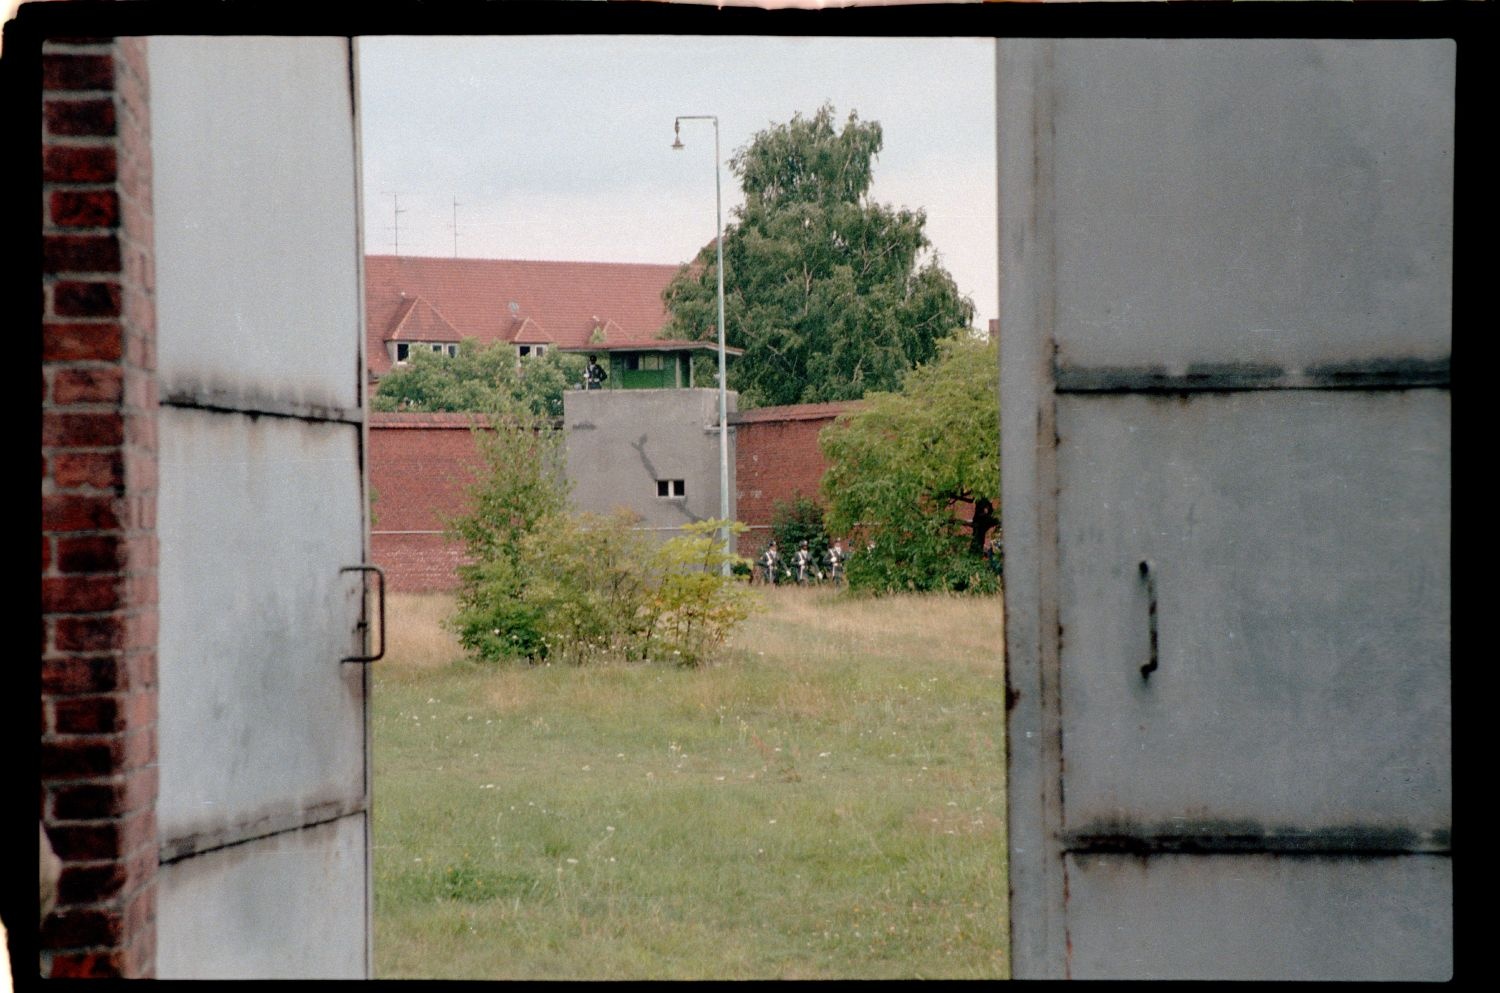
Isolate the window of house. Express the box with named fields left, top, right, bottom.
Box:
left=640, top=354, right=664, bottom=371
left=656, top=479, right=685, bottom=498
left=395, top=342, right=456, bottom=363
left=623, top=354, right=640, bottom=371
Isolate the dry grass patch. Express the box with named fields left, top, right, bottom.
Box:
left=384, top=592, right=465, bottom=668
left=733, top=587, right=1002, bottom=673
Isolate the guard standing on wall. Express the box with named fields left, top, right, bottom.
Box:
left=585, top=355, right=608, bottom=390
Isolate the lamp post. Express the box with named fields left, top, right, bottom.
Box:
left=673, top=115, right=731, bottom=574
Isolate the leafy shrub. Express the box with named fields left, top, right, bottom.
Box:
left=821, top=334, right=1000, bottom=595
left=509, top=509, right=657, bottom=664
left=447, top=395, right=757, bottom=666
left=453, top=512, right=757, bottom=667
left=769, top=492, right=830, bottom=578
left=451, top=554, right=548, bottom=662
left=640, top=521, right=759, bottom=665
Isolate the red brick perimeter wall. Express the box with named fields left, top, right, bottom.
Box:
left=368, top=413, right=487, bottom=592
left=369, top=404, right=860, bottom=587
left=40, top=36, right=160, bottom=979
left=731, top=402, right=862, bottom=555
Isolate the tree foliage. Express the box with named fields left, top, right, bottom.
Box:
left=768, top=492, right=830, bottom=577
left=371, top=339, right=585, bottom=417
left=446, top=404, right=569, bottom=574
left=661, top=103, right=975, bottom=408
left=820, top=334, right=1000, bottom=594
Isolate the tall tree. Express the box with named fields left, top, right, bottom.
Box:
left=820, top=333, right=999, bottom=594
left=661, top=103, right=975, bottom=408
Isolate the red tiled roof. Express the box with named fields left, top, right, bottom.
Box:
left=509, top=316, right=552, bottom=345
left=386, top=296, right=463, bottom=342
left=365, top=255, right=685, bottom=376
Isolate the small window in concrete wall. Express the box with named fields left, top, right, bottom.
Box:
left=396, top=342, right=409, bottom=362
left=656, top=479, right=685, bottom=498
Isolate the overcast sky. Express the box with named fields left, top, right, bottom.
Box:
left=356, top=35, right=999, bottom=324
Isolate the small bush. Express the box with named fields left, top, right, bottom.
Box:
left=770, top=493, right=829, bottom=561
left=641, top=521, right=759, bottom=665
left=452, top=514, right=758, bottom=667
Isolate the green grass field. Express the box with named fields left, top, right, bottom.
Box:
left=371, top=586, right=1009, bottom=979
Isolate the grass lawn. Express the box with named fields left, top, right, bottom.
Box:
left=371, top=586, right=1008, bottom=979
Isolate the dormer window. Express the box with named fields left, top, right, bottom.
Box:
left=517, top=345, right=548, bottom=358
left=391, top=341, right=458, bottom=364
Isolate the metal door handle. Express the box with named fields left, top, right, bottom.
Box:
left=1138, top=560, right=1158, bottom=681
left=341, top=565, right=385, bottom=663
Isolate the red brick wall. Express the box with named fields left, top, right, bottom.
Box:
left=40, top=36, right=159, bottom=979
left=368, top=413, right=486, bottom=592
left=369, top=405, right=862, bottom=587
left=731, top=402, right=861, bottom=554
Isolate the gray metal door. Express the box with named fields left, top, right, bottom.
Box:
left=999, top=39, right=1452, bottom=980
left=148, top=37, right=373, bottom=978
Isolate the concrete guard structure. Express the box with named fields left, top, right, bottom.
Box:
left=564, top=387, right=737, bottom=538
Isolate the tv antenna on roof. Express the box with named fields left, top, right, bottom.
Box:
left=508, top=301, right=520, bottom=317
left=382, top=192, right=406, bottom=256
left=450, top=196, right=461, bottom=258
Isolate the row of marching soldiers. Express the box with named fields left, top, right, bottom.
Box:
left=757, top=538, right=848, bottom=587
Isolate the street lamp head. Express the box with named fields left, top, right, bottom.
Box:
left=671, top=119, right=684, bottom=150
